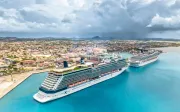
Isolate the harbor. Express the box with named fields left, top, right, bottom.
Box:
left=0, top=52, right=180, bottom=112
left=0, top=69, right=51, bottom=99
left=0, top=0, right=180, bottom=111
left=0, top=50, right=161, bottom=102
left=0, top=52, right=131, bottom=100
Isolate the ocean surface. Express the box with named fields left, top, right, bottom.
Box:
left=1, top=52, right=180, bottom=112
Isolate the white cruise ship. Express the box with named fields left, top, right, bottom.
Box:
left=129, top=51, right=160, bottom=67
left=33, top=59, right=128, bottom=103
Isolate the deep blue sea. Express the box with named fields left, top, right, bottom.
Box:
left=1, top=52, right=180, bottom=112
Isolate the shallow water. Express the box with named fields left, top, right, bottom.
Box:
left=0, top=53, right=180, bottom=112
left=120, top=52, right=133, bottom=59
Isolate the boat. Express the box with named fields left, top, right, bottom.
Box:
left=129, top=51, right=160, bottom=67
left=33, top=59, right=128, bottom=103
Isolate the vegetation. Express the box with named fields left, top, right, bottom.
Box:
left=7, top=55, right=18, bottom=59
left=63, top=66, right=88, bottom=74
left=73, top=66, right=87, bottom=71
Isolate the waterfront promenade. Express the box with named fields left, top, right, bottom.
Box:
left=0, top=69, right=51, bottom=99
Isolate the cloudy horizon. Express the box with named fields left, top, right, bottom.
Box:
left=0, top=0, right=180, bottom=38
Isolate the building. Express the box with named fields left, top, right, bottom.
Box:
left=22, top=60, right=36, bottom=67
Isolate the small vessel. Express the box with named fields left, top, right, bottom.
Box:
left=129, top=51, right=160, bottom=67
left=33, top=59, right=128, bottom=103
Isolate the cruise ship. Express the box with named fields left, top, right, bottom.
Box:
left=129, top=51, right=160, bottom=67
left=33, top=59, right=128, bottom=103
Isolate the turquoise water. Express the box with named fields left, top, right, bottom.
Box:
left=1, top=53, right=180, bottom=112
left=120, top=52, right=133, bottom=59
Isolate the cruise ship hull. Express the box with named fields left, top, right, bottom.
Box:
left=130, top=57, right=158, bottom=67
left=33, top=66, right=128, bottom=103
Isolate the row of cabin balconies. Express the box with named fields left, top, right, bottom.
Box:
left=63, top=74, right=90, bottom=83
left=131, top=55, right=157, bottom=62
left=56, top=73, right=93, bottom=90
left=43, top=78, right=58, bottom=85
left=47, top=74, right=60, bottom=79
left=141, top=55, right=158, bottom=61
left=42, top=80, right=56, bottom=86
left=66, top=70, right=92, bottom=77
left=41, top=74, right=61, bottom=90
left=64, top=68, right=92, bottom=76
left=53, top=76, right=64, bottom=90
left=42, top=81, right=55, bottom=87
left=141, top=56, right=157, bottom=62
left=44, top=77, right=58, bottom=82
left=53, top=61, right=127, bottom=90
left=132, top=53, right=159, bottom=61
left=41, top=82, right=56, bottom=90
left=41, top=85, right=53, bottom=90
left=44, top=74, right=60, bottom=81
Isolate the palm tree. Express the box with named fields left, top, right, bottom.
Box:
left=8, top=64, right=16, bottom=81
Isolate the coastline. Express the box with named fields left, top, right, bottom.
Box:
left=152, top=46, right=180, bottom=53
left=0, top=47, right=179, bottom=99
left=0, top=69, right=51, bottom=99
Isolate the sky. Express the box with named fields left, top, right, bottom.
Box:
left=0, top=0, right=180, bottom=38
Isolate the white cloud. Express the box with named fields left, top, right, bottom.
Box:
left=0, top=0, right=180, bottom=38
left=147, top=14, right=180, bottom=29
left=130, top=0, right=156, bottom=5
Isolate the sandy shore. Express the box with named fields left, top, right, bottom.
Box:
left=153, top=47, right=180, bottom=53
left=0, top=69, right=51, bottom=99
left=1, top=47, right=179, bottom=99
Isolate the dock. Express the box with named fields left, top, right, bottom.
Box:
left=0, top=69, right=50, bottom=99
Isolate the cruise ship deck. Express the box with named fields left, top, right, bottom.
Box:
left=34, top=59, right=128, bottom=102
